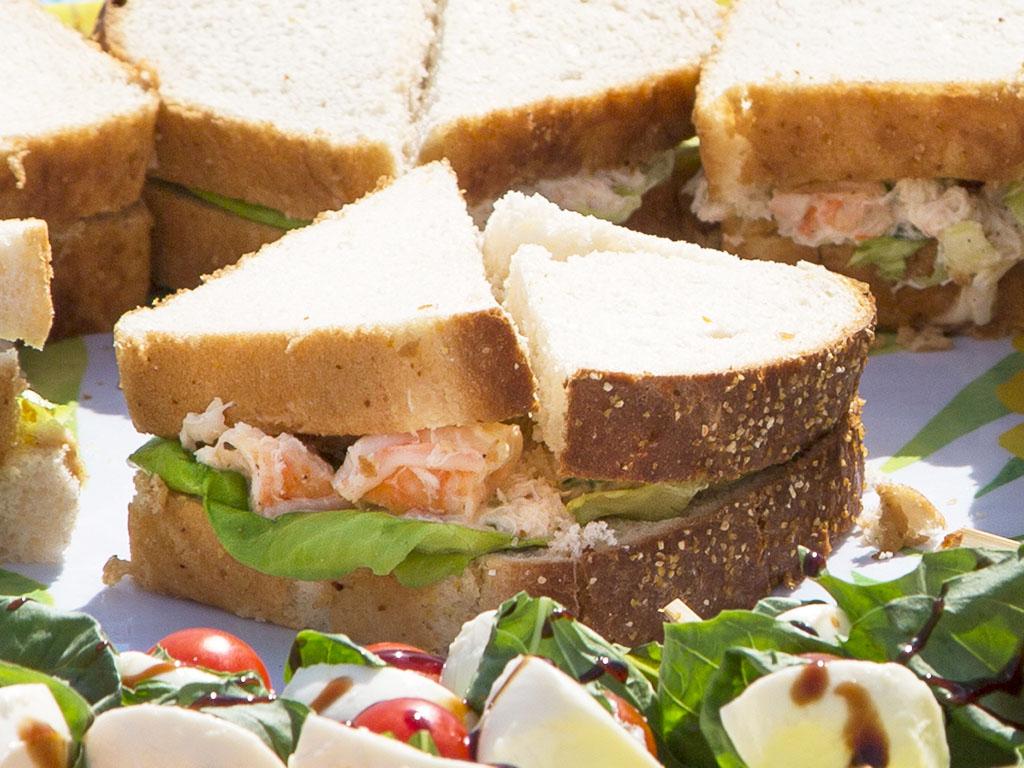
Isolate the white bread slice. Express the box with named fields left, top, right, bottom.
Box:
left=102, top=0, right=436, bottom=219
left=0, top=219, right=52, bottom=349
left=108, top=402, right=864, bottom=652
left=0, top=0, right=156, bottom=224
left=115, top=162, right=535, bottom=439
left=416, top=0, right=723, bottom=202
left=696, top=0, right=1024, bottom=207
left=493, top=207, right=874, bottom=483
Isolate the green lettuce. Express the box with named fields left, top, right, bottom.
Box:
left=151, top=178, right=312, bottom=231
left=284, top=630, right=384, bottom=682
left=0, top=567, right=52, bottom=604
left=130, top=438, right=543, bottom=588
left=848, top=236, right=928, bottom=282
left=564, top=481, right=707, bottom=524
left=937, top=220, right=1005, bottom=279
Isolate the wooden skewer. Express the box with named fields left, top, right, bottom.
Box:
left=661, top=598, right=703, bottom=623
left=941, top=527, right=1020, bottom=551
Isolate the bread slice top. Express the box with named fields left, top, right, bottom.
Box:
left=416, top=0, right=722, bottom=199
left=1, top=0, right=152, bottom=141
left=103, top=0, right=434, bottom=182
left=696, top=0, right=1024, bottom=201
left=115, top=162, right=536, bottom=438
left=0, top=218, right=52, bottom=349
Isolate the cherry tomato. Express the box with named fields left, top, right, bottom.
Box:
left=604, top=690, right=658, bottom=758
left=150, top=628, right=271, bottom=690
left=352, top=698, right=471, bottom=760
left=365, top=642, right=445, bottom=681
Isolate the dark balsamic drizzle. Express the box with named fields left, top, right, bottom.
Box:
left=897, top=597, right=945, bottom=663
left=190, top=691, right=275, bottom=709
left=541, top=607, right=575, bottom=639
left=835, top=682, right=889, bottom=768
left=789, top=620, right=820, bottom=637
left=801, top=550, right=827, bottom=578
left=5, top=597, right=29, bottom=611
left=308, top=676, right=354, bottom=714
left=579, top=656, right=630, bottom=684
left=790, top=660, right=829, bottom=705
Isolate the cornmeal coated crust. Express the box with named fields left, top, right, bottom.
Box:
left=49, top=201, right=152, bottom=340
left=419, top=69, right=702, bottom=205
left=724, top=219, right=1024, bottom=333
left=144, top=181, right=284, bottom=289
left=109, top=405, right=863, bottom=652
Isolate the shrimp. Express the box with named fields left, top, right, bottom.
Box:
left=333, top=423, right=523, bottom=520
left=195, top=422, right=340, bottom=518
left=770, top=183, right=893, bottom=247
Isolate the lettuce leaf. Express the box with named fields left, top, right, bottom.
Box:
left=0, top=567, right=52, bottom=604
left=848, top=236, right=928, bottom=282
left=565, top=481, right=706, bottom=524
left=0, top=659, right=94, bottom=761
left=151, top=178, right=312, bottom=231
left=284, top=630, right=384, bottom=683
left=130, top=438, right=543, bottom=588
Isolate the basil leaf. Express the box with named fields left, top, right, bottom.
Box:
left=658, top=611, right=841, bottom=767
left=202, top=699, right=309, bottom=761
left=0, top=659, right=93, bottom=743
left=464, top=593, right=656, bottom=726
left=0, top=597, right=120, bottom=712
left=0, top=567, right=52, bottom=604
left=284, top=631, right=384, bottom=683
left=565, top=481, right=706, bottom=524
left=131, top=438, right=542, bottom=586
left=751, top=596, right=810, bottom=618
left=150, top=178, right=311, bottom=231
left=627, top=642, right=663, bottom=688
left=944, top=700, right=1024, bottom=767
left=123, top=670, right=270, bottom=707
left=848, top=236, right=927, bottom=282
left=407, top=729, right=441, bottom=756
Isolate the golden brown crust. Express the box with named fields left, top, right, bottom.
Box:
left=0, top=350, right=25, bottom=465
left=112, top=406, right=862, bottom=652
left=49, top=201, right=152, bottom=340
left=144, top=181, right=285, bottom=289
left=148, top=104, right=397, bottom=220
left=418, top=67, right=700, bottom=204
left=0, top=98, right=156, bottom=226
left=723, top=218, right=1024, bottom=333
left=697, top=83, right=1024, bottom=201
left=115, top=307, right=536, bottom=439
left=559, top=300, right=873, bottom=484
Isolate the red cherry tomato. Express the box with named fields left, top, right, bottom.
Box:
left=364, top=642, right=445, bottom=681
left=604, top=690, right=658, bottom=758
left=150, top=628, right=271, bottom=690
left=352, top=698, right=471, bottom=760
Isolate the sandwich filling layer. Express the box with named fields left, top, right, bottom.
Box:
left=687, top=174, right=1024, bottom=327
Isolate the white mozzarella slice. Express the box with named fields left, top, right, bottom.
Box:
left=84, top=704, right=285, bottom=768
left=776, top=603, right=852, bottom=644
left=475, top=656, right=661, bottom=768
left=440, top=609, right=496, bottom=699
left=117, top=651, right=224, bottom=689
left=0, top=684, right=71, bottom=768
left=720, top=659, right=949, bottom=768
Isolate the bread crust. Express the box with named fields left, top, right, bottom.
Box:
left=722, top=218, right=1024, bottom=333
left=149, top=103, right=397, bottom=220
left=0, top=97, right=156, bottom=225
left=144, top=181, right=285, bottom=289
left=110, top=405, right=862, bottom=652
left=0, top=350, right=24, bottom=465
left=559, top=297, right=873, bottom=484
left=418, top=67, right=700, bottom=204
left=49, top=201, right=152, bottom=340
left=116, top=307, right=536, bottom=438
left=697, top=82, right=1024, bottom=204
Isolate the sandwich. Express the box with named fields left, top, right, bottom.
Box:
left=415, top=0, right=723, bottom=232
left=100, top=0, right=721, bottom=291
left=100, top=0, right=437, bottom=289
left=1, top=0, right=156, bottom=339
left=108, top=162, right=873, bottom=652
left=0, top=218, right=82, bottom=563
left=688, top=0, right=1024, bottom=334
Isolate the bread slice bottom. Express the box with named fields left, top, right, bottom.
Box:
left=722, top=219, right=1024, bottom=334
left=144, top=181, right=286, bottom=290
left=50, top=201, right=152, bottom=339
left=109, top=404, right=863, bottom=651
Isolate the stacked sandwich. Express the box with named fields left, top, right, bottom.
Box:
left=100, top=0, right=722, bottom=289
left=0, top=219, right=82, bottom=563
left=688, top=0, right=1024, bottom=334
left=1, top=0, right=156, bottom=339
left=109, top=163, right=874, bottom=651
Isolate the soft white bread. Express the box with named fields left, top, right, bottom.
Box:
left=108, top=403, right=863, bottom=652
left=0, top=219, right=52, bottom=349
left=0, top=0, right=156, bottom=224
left=503, top=243, right=874, bottom=484
left=696, top=0, right=1024, bottom=205
left=49, top=201, right=152, bottom=340
left=416, top=0, right=722, bottom=202
left=115, top=163, right=535, bottom=438
left=102, top=0, right=436, bottom=219
left=144, top=181, right=285, bottom=290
